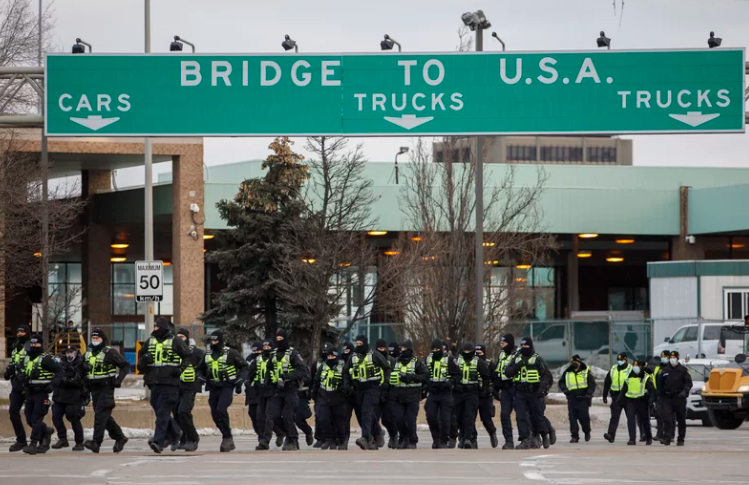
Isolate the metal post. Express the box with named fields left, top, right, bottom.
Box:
left=38, top=0, right=51, bottom=346
left=144, top=0, right=154, bottom=338
left=474, top=28, right=484, bottom=344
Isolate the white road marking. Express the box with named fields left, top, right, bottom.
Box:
left=90, top=469, right=111, bottom=477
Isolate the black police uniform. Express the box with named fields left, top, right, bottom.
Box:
left=263, top=331, right=309, bottom=450
left=196, top=330, right=249, bottom=452
left=312, top=350, right=349, bottom=449
left=503, top=338, right=552, bottom=449
left=309, top=343, right=332, bottom=447
left=659, top=357, right=692, bottom=445
left=453, top=343, right=490, bottom=449
left=249, top=341, right=282, bottom=449
left=137, top=320, right=191, bottom=452
left=493, top=334, right=517, bottom=449
left=617, top=364, right=655, bottom=444
left=558, top=359, right=596, bottom=443
left=342, top=335, right=391, bottom=450
left=82, top=332, right=130, bottom=453
left=295, top=368, right=315, bottom=446
left=245, top=342, right=263, bottom=437
left=51, top=348, right=87, bottom=449
left=340, top=342, right=357, bottom=448
left=376, top=340, right=399, bottom=447
left=3, top=325, right=31, bottom=451
left=475, top=344, right=498, bottom=448
left=389, top=340, right=428, bottom=449
left=20, top=337, right=60, bottom=454
left=175, top=330, right=205, bottom=451
left=602, top=355, right=632, bottom=442
left=424, top=339, right=460, bottom=449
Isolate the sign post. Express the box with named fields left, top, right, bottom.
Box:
left=135, top=260, right=163, bottom=303
left=45, top=49, right=745, bottom=136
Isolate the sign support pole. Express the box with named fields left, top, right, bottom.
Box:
left=474, top=28, right=484, bottom=344
left=144, top=0, right=154, bottom=340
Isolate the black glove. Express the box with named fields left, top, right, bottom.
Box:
left=603, top=395, right=608, bottom=404
left=235, top=381, right=244, bottom=395
left=16, top=373, right=28, bottom=383
left=678, top=390, right=688, bottom=399
left=82, top=362, right=92, bottom=374
left=277, top=379, right=285, bottom=390
left=114, top=380, right=122, bottom=389
left=141, top=353, right=154, bottom=365
left=536, top=389, right=546, bottom=399
left=400, top=373, right=413, bottom=383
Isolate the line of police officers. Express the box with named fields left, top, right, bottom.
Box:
left=7, top=319, right=691, bottom=453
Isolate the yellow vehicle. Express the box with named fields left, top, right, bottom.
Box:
left=701, top=325, right=749, bottom=429
left=53, top=331, right=87, bottom=355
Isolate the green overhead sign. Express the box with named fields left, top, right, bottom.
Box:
left=45, top=49, right=745, bottom=136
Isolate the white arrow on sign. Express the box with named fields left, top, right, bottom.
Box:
left=384, top=114, right=434, bottom=130
left=668, top=111, right=720, bottom=128
left=70, top=115, right=121, bottom=131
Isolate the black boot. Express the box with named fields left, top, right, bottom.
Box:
left=150, top=441, right=163, bottom=454
left=320, top=440, right=333, bottom=450
left=448, top=438, right=456, bottom=449
left=113, top=437, right=129, bottom=453
left=570, top=437, right=579, bottom=443
left=516, top=439, right=531, bottom=450
left=305, top=432, right=314, bottom=447
left=255, top=440, right=269, bottom=450
left=375, top=433, right=385, bottom=448
left=432, top=441, right=440, bottom=449
left=184, top=441, right=199, bottom=452
left=337, top=440, right=348, bottom=450
left=40, top=427, right=54, bottom=452
left=388, top=436, right=397, bottom=449
left=51, top=438, right=69, bottom=449
left=490, top=433, right=499, bottom=448
left=603, top=433, right=615, bottom=443
left=275, top=433, right=286, bottom=448
left=9, top=441, right=27, bottom=452
left=502, top=441, right=515, bottom=450
left=548, top=426, right=557, bottom=445
left=541, top=433, right=550, bottom=449
left=22, top=441, right=39, bottom=455
left=220, top=437, right=235, bottom=452
left=83, top=440, right=100, bottom=453
left=72, top=442, right=85, bottom=451
left=397, top=437, right=407, bottom=449
left=313, top=440, right=324, bottom=449
left=283, top=438, right=299, bottom=451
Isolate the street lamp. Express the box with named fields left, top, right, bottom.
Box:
left=72, top=38, right=92, bottom=54
left=394, top=146, right=408, bottom=184
left=461, top=9, right=492, bottom=344
left=170, top=35, right=195, bottom=52
left=708, top=31, right=722, bottom=49
left=491, top=32, right=505, bottom=51
left=597, top=31, right=611, bottom=50
left=282, top=34, right=298, bottom=52
left=380, top=34, right=402, bottom=52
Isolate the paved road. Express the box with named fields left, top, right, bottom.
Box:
left=1, top=424, right=748, bottom=485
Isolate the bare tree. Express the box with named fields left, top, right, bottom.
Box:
left=0, top=131, right=86, bottom=345
left=0, top=0, right=56, bottom=114
left=276, top=137, right=383, bottom=358
left=378, top=136, right=555, bottom=354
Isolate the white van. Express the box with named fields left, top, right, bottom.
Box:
left=654, top=323, right=744, bottom=359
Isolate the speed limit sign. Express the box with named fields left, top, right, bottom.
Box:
left=135, top=260, right=163, bottom=302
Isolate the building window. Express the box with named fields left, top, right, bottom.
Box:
left=539, top=146, right=584, bottom=163
left=587, top=146, right=617, bottom=163
left=507, top=145, right=537, bottom=162
left=724, top=289, right=749, bottom=321
left=111, top=263, right=173, bottom=317
left=47, top=263, right=83, bottom=331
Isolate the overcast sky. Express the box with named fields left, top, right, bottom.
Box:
left=49, top=0, right=749, bottom=187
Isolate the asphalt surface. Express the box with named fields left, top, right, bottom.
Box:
left=1, top=422, right=749, bottom=485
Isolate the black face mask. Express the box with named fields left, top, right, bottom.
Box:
left=210, top=342, right=222, bottom=352
left=355, top=345, right=367, bottom=355
left=400, top=349, right=413, bottom=361
left=342, top=351, right=351, bottom=361
left=16, top=333, right=29, bottom=344
left=521, top=346, right=533, bottom=356
left=152, top=326, right=169, bottom=339
left=432, top=350, right=443, bottom=360
left=262, top=348, right=272, bottom=357
left=572, top=363, right=581, bottom=371
left=276, top=339, right=288, bottom=351
left=28, top=346, right=43, bottom=358
left=462, top=351, right=474, bottom=360
left=326, top=358, right=338, bottom=367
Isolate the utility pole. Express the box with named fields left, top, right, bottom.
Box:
left=474, top=28, right=484, bottom=344
left=39, top=0, right=50, bottom=345
left=144, top=0, right=155, bottom=338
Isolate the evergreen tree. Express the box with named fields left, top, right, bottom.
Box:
left=202, top=137, right=308, bottom=340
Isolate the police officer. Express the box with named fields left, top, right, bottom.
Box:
left=424, top=338, right=459, bottom=449
left=4, top=325, right=31, bottom=452
left=174, top=328, right=204, bottom=452
left=310, top=342, right=332, bottom=448
left=245, top=341, right=263, bottom=438
left=340, top=341, right=357, bottom=449
left=376, top=339, right=398, bottom=448
left=493, top=334, right=516, bottom=449
left=295, top=366, right=315, bottom=447
left=251, top=339, right=282, bottom=450
left=312, top=347, right=348, bottom=449
left=659, top=351, right=692, bottom=446
left=474, top=344, right=498, bottom=448
left=264, top=329, right=309, bottom=451
left=558, top=354, right=595, bottom=443
left=389, top=340, right=427, bottom=449
left=603, top=352, right=632, bottom=443
left=453, top=342, right=490, bottom=449
left=617, top=360, right=655, bottom=445
left=19, top=334, right=59, bottom=454
left=197, top=329, right=248, bottom=452
left=651, top=350, right=671, bottom=441
left=504, top=337, right=553, bottom=450
left=343, top=335, right=390, bottom=450
left=82, top=328, right=130, bottom=454
left=138, top=317, right=191, bottom=454
left=51, top=345, right=87, bottom=451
